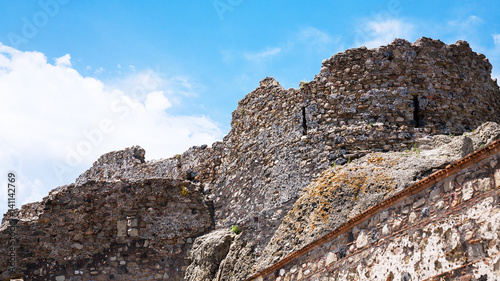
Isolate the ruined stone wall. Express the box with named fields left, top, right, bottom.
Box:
left=311, top=37, right=499, bottom=138
left=0, top=179, right=212, bottom=280
left=73, top=40, right=500, bottom=253
left=251, top=140, right=500, bottom=281
left=2, top=37, right=500, bottom=281
left=209, top=37, right=500, bottom=256
left=75, top=145, right=223, bottom=186
left=295, top=37, right=500, bottom=159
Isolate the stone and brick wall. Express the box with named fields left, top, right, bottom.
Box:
left=1, top=37, right=500, bottom=280
left=249, top=139, right=500, bottom=281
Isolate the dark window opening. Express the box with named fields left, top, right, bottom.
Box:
left=384, top=51, right=394, bottom=61
left=413, top=96, right=420, bottom=127
left=301, top=107, right=307, bottom=135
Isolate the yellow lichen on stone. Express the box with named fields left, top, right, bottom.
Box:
left=283, top=153, right=397, bottom=234
left=181, top=185, right=189, bottom=196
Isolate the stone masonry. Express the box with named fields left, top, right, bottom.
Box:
left=1, top=37, right=500, bottom=280
left=0, top=178, right=212, bottom=280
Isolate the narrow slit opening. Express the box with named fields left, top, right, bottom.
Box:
left=301, top=107, right=307, bottom=135
left=413, top=96, right=420, bottom=127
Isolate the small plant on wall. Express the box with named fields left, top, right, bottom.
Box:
left=230, top=225, right=241, bottom=234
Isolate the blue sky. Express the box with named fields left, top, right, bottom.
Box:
left=1, top=0, right=500, bottom=215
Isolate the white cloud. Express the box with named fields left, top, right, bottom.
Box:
left=297, top=27, right=334, bottom=45
left=55, top=54, right=71, bottom=67
left=494, top=34, right=500, bottom=47
left=0, top=44, right=223, bottom=216
left=95, top=66, right=104, bottom=74
left=294, top=27, right=343, bottom=54
left=448, top=15, right=483, bottom=29
left=108, top=69, right=200, bottom=106
left=244, top=47, right=281, bottom=61
left=355, top=19, right=415, bottom=48
left=439, top=15, right=485, bottom=44
left=145, top=90, right=172, bottom=112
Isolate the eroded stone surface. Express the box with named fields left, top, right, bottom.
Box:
left=184, top=229, right=236, bottom=281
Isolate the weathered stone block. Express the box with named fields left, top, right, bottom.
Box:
left=380, top=211, right=388, bottom=221
left=444, top=177, right=455, bottom=192
left=128, top=228, right=138, bottom=237
left=430, top=187, right=441, bottom=201
left=356, top=231, right=368, bottom=248
left=382, top=224, right=390, bottom=236
left=495, top=169, right=500, bottom=188
left=393, top=218, right=402, bottom=231
left=326, top=252, right=337, bottom=266
left=127, top=217, right=138, bottom=227
left=413, top=197, right=426, bottom=209
left=408, top=212, right=417, bottom=224
left=477, top=177, right=491, bottom=192
left=462, top=180, right=474, bottom=201
left=117, top=220, right=127, bottom=237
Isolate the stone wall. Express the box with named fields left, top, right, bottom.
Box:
left=206, top=37, right=500, bottom=266
left=75, top=145, right=222, bottom=186
left=0, top=179, right=212, bottom=280
left=1, top=37, right=500, bottom=280
left=312, top=38, right=499, bottom=136
left=72, top=40, right=500, bottom=258
left=249, top=139, right=500, bottom=281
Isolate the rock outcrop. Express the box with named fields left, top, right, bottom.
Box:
left=184, top=229, right=236, bottom=281
left=1, top=37, right=500, bottom=280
